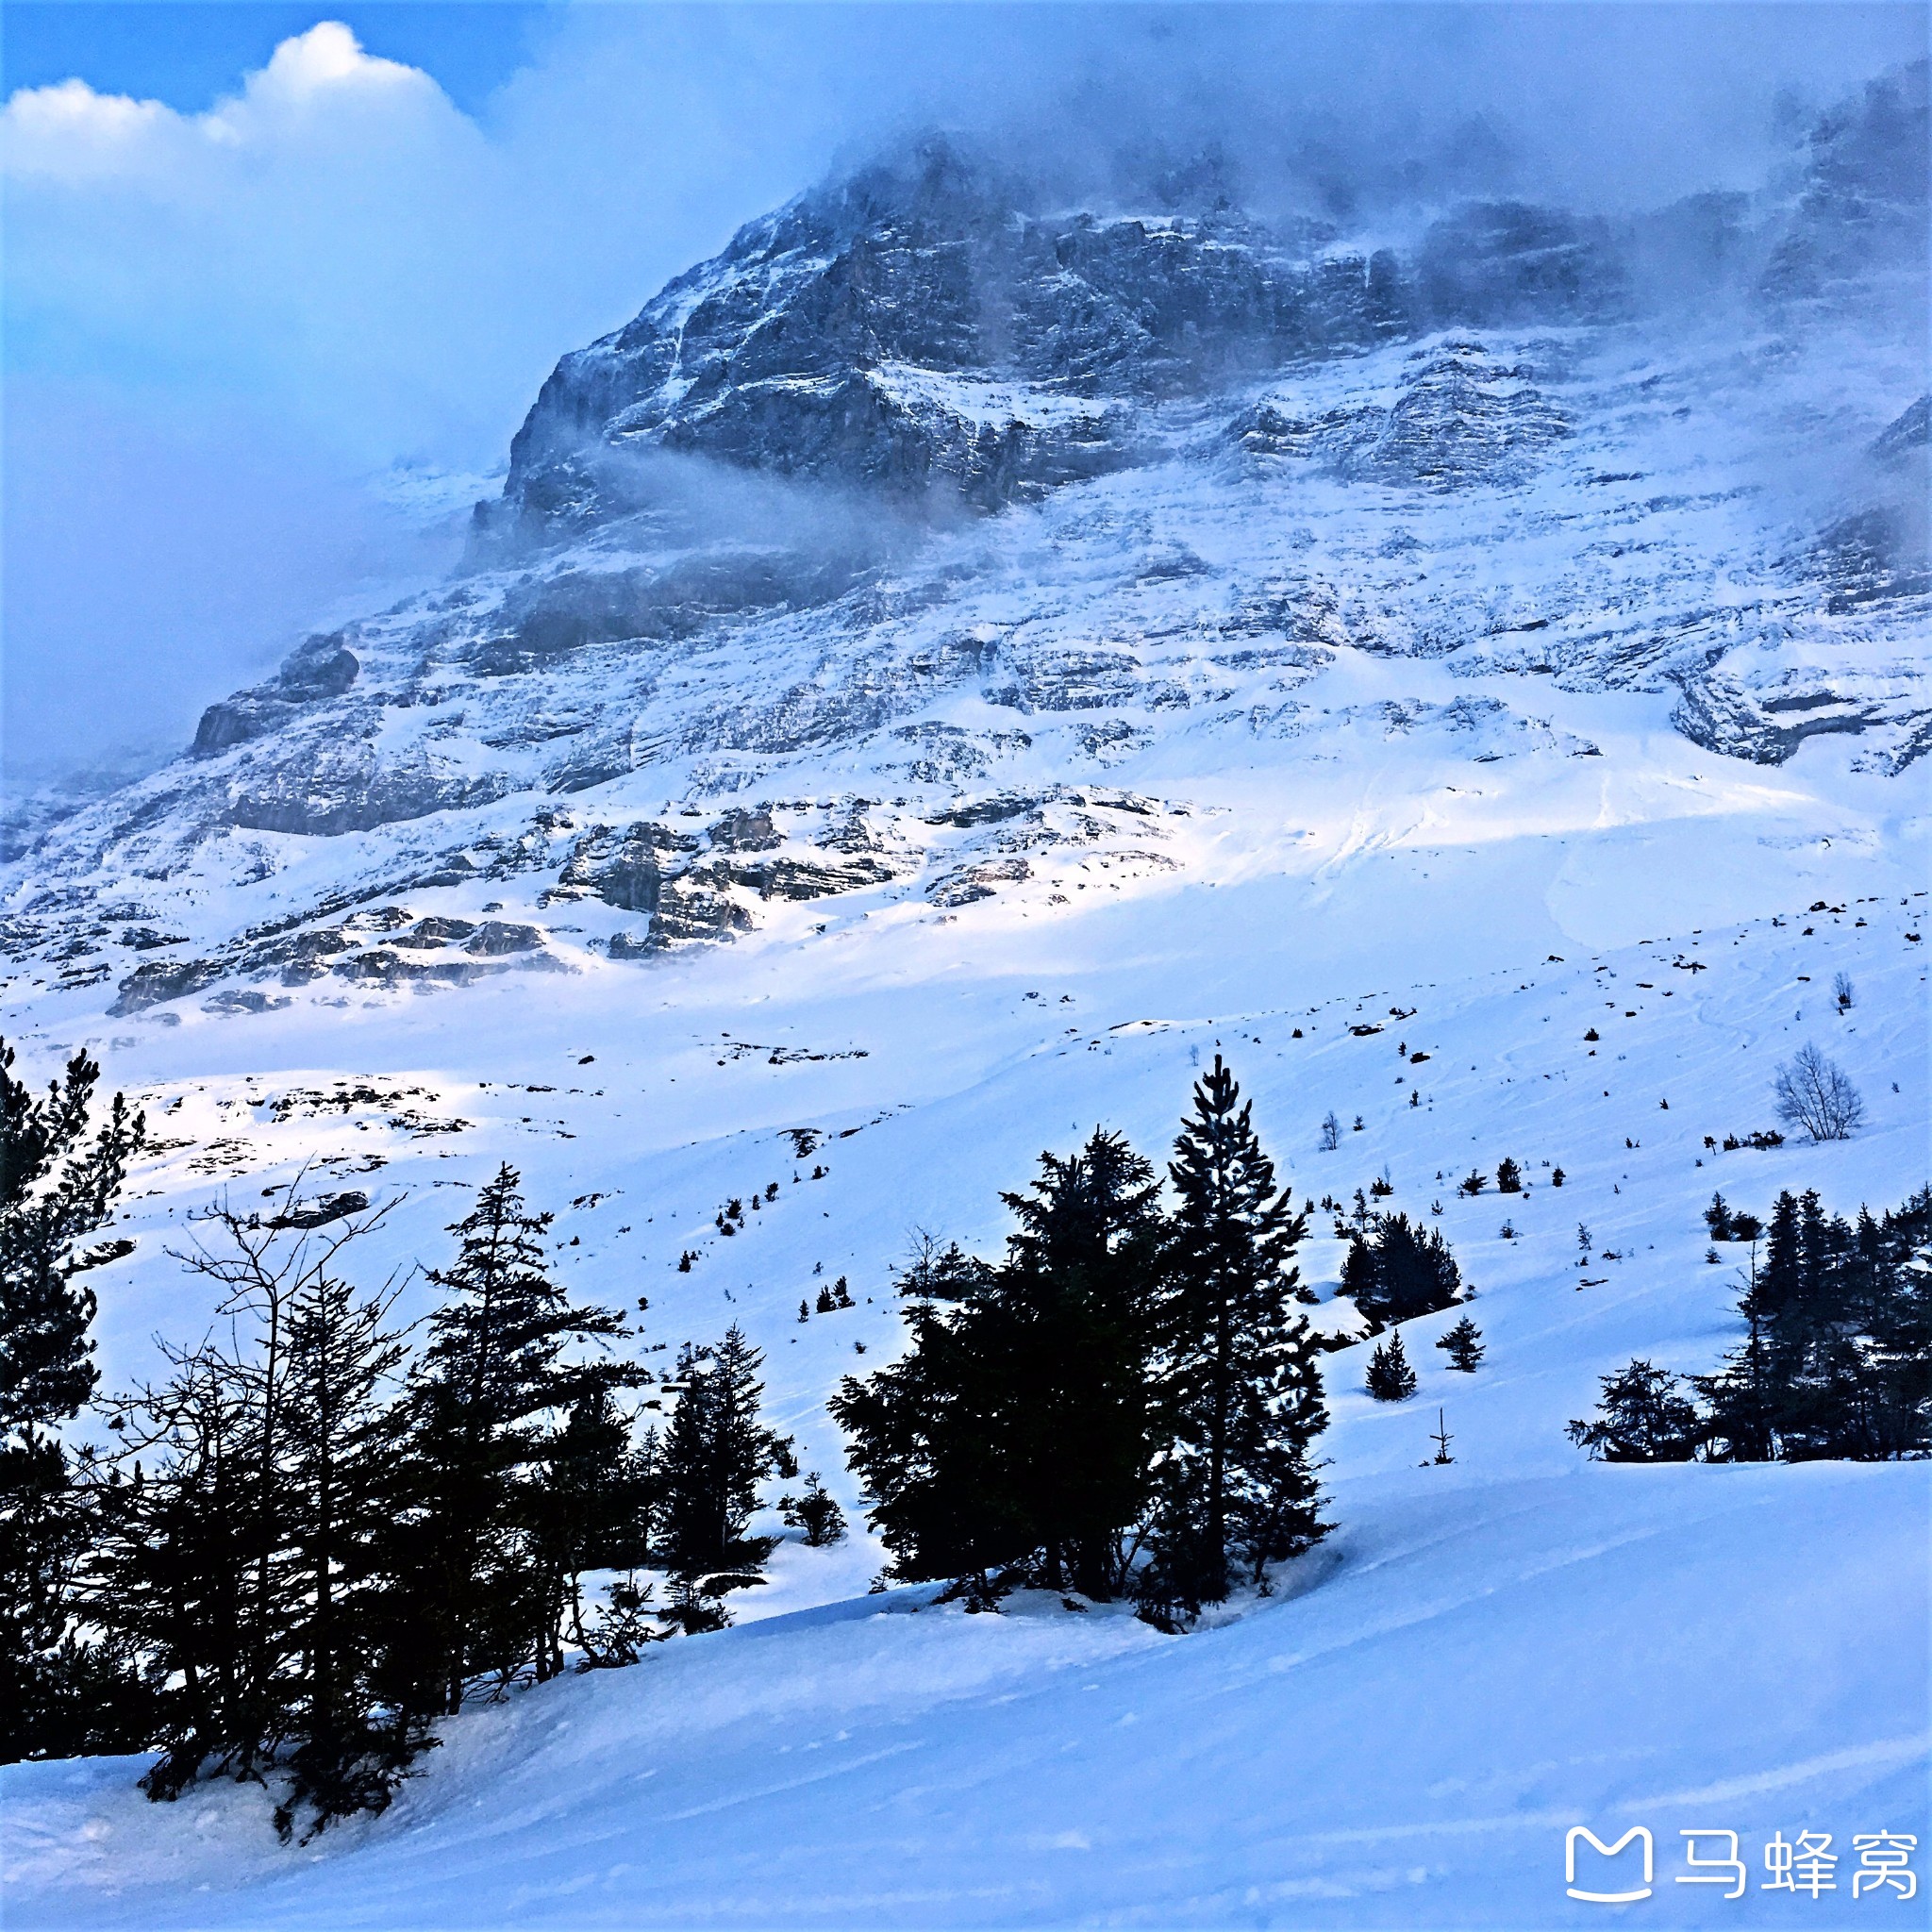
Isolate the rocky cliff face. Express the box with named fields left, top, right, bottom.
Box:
left=483, top=145, right=1387, bottom=536
left=3, top=65, right=1925, bottom=1021
left=1761, top=58, right=1929, bottom=313
left=478, top=140, right=1662, bottom=541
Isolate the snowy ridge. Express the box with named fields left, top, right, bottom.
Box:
left=4, top=315, right=1926, bottom=1020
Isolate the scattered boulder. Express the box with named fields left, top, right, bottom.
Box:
left=109, top=958, right=225, bottom=1016
left=268, top=1191, right=369, bottom=1230
left=709, top=808, right=782, bottom=852
left=466, top=922, right=543, bottom=957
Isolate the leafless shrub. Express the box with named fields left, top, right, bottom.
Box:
left=1773, top=1042, right=1864, bottom=1141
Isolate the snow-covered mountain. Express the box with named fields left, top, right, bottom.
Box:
left=1, top=59, right=1927, bottom=1931
left=1, top=63, right=1924, bottom=1018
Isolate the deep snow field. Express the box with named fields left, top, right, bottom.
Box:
left=3, top=712, right=1929, bottom=1929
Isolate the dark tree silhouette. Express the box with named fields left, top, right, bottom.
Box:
left=1, top=1039, right=145, bottom=1763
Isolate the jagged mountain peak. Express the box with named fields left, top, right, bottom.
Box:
left=483, top=62, right=1926, bottom=555
left=487, top=143, right=1679, bottom=548
left=484, top=141, right=1397, bottom=547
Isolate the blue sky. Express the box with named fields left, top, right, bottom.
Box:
left=3, top=3, right=1925, bottom=785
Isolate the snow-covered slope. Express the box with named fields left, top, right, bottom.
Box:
left=3, top=882, right=1928, bottom=1926
left=5, top=309, right=1924, bottom=1019
left=2, top=61, right=1928, bottom=1931
left=7, top=1468, right=1925, bottom=1931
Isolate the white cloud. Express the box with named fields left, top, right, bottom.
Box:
left=244, top=18, right=427, bottom=104
left=0, top=14, right=908, bottom=485
left=1, top=76, right=176, bottom=177
left=2, top=24, right=514, bottom=469
left=1, top=24, right=445, bottom=180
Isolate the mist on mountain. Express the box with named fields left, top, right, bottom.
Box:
left=3, top=4, right=1924, bottom=791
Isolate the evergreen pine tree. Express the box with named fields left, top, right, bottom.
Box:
left=92, top=1192, right=420, bottom=1823
left=994, top=1129, right=1164, bottom=1597
left=1566, top=1360, right=1700, bottom=1460
left=837, top=1132, right=1166, bottom=1600
left=1347, top=1213, right=1461, bottom=1328
left=1365, top=1328, right=1418, bottom=1401
left=94, top=1333, right=262, bottom=1797
left=656, top=1324, right=794, bottom=1629
left=1340, top=1236, right=1378, bottom=1325
left=1697, top=1190, right=1847, bottom=1458
left=0, top=1040, right=146, bottom=1761
left=1757, top=1190, right=1804, bottom=1324
left=1573, top=1175, right=1932, bottom=1465
left=1437, top=1315, right=1485, bottom=1372
left=388, top=1165, right=637, bottom=1716
left=1868, top=1195, right=1932, bottom=1456
left=1147, top=1058, right=1328, bottom=1613
left=1690, top=1184, right=1932, bottom=1462
left=782, top=1472, right=847, bottom=1547
left=579, top=1567, right=661, bottom=1668
left=527, top=1388, right=658, bottom=1679
left=830, top=1241, right=1021, bottom=1591
left=274, top=1235, right=419, bottom=1834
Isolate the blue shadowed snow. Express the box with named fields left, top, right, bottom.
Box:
left=5, top=1464, right=1924, bottom=1928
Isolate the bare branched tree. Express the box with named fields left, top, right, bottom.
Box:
left=92, top=1172, right=412, bottom=1823
left=1772, top=1042, right=1865, bottom=1141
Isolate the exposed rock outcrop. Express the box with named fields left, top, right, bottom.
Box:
left=192, top=633, right=360, bottom=757
left=1233, top=339, right=1568, bottom=490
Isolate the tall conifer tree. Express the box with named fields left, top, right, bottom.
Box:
left=276, top=1249, right=417, bottom=1833
left=831, top=1241, right=1019, bottom=1591
left=1148, top=1058, right=1328, bottom=1612
left=390, top=1165, right=636, bottom=1714
left=92, top=1193, right=417, bottom=1824
left=1, top=1040, right=145, bottom=1761
left=657, top=1324, right=794, bottom=1628
left=995, top=1129, right=1163, bottom=1596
